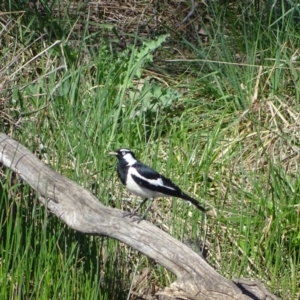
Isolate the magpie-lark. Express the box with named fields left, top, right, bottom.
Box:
left=109, top=148, right=206, bottom=221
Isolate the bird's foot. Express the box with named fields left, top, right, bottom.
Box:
left=123, top=211, right=136, bottom=218
left=123, top=211, right=146, bottom=223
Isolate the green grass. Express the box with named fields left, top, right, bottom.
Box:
left=1, top=0, right=300, bottom=299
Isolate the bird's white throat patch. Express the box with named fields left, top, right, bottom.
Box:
left=123, top=152, right=137, bottom=166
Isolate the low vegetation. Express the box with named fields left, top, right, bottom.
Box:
left=1, top=1, right=299, bottom=299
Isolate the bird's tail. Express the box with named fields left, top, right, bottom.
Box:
left=181, top=192, right=206, bottom=213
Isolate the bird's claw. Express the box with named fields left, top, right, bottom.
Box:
left=123, top=211, right=145, bottom=223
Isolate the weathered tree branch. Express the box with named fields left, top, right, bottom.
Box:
left=0, top=133, right=279, bottom=300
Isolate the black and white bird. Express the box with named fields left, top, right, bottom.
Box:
left=109, top=148, right=206, bottom=221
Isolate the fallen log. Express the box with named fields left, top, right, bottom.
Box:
left=0, top=133, right=279, bottom=300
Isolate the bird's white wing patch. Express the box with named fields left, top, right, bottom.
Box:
left=129, top=168, right=176, bottom=190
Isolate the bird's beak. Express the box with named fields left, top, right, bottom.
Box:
left=108, top=151, right=117, bottom=156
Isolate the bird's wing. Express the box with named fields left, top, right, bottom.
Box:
left=130, top=162, right=180, bottom=195
left=132, top=162, right=162, bottom=179
left=132, top=162, right=206, bottom=212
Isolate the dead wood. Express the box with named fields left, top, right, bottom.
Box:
left=0, top=133, right=280, bottom=300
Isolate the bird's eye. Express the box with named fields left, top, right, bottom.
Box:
left=122, top=151, right=126, bottom=156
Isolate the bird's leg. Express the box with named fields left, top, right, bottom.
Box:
left=124, top=197, right=155, bottom=222
left=140, top=197, right=154, bottom=220
left=131, top=198, right=154, bottom=223
left=123, top=198, right=148, bottom=218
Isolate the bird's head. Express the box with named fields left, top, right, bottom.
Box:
left=109, top=148, right=137, bottom=164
